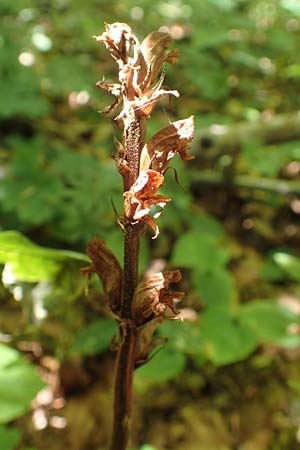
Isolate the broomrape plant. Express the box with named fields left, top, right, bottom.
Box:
left=81, top=22, right=194, bottom=450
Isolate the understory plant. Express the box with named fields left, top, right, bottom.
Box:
left=81, top=23, right=194, bottom=450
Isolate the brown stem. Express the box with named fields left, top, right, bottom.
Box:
left=110, top=324, right=137, bottom=450
left=110, top=114, right=144, bottom=450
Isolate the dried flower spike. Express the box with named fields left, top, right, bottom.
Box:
left=88, top=23, right=195, bottom=450
left=94, top=22, right=194, bottom=237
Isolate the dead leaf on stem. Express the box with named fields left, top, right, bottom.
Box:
left=81, top=237, right=122, bottom=312
left=132, top=270, right=184, bottom=326
left=141, top=116, right=195, bottom=173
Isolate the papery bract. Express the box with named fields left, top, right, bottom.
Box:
left=81, top=237, right=123, bottom=312
left=132, top=270, right=184, bottom=326
left=145, top=116, right=195, bottom=173
left=124, top=169, right=170, bottom=236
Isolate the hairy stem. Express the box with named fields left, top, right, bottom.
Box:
left=110, top=115, right=144, bottom=450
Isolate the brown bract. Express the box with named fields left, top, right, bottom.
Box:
left=94, top=22, right=179, bottom=119
left=80, top=237, right=123, bottom=312
left=132, top=270, right=184, bottom=326
left=124, top=169, right=170, bottom=237
left=144, top=115, right=195, bottom=173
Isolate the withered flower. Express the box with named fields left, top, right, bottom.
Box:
left=144, top=115, right=195, bottom=173
left=94, top=23, right=179, bottom=118
left=132, top=270, right=184, bottom=326
left=124, top=169, right=170, bottom=237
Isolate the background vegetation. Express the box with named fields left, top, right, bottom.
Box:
left=1, top=0, right=300, bottom=449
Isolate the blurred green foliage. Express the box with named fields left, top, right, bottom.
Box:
left=1, top=0, right=300, bottom=447
left=0, top=344, right=44, bottom=424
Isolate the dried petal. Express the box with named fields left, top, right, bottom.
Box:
left=133, top=87, right=179, bottom=117
left=94, top=22, right=137, bottom=64
left=81, top=237, right=122, bottom=312
left=140, top=31, right=177, bottom=84
left=96, top=80, right=121, bottom=97
left=147, top=116, right=195, bottom=173
left=124, top=170, right=170, bottom=224
left=132, top=270, right=184, bottom=326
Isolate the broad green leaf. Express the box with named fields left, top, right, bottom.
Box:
left=199, top=311, right=258, bottom=366
left=273, top=252, right=300, bottom=281
left=171, top=231, right=230, bottom=270
left=71, top=318, right=117, bottom=356
left=260, top=257, right=286, bottom=282
left=0, top=348, right=45, bottom=423
left=0, top=231, right=89, bottom=282
left=192, top=268, right=238, bottom=311
left=0, top=425, right=20, bottom=450
left=189, top=214, right=225, bottom=239
left=0, top=344, right=20, bottom=369
left=158, top=320, right=202, bottom=355
left=239, top=300, right=300, bottom=347
left=136, top=346, right=186, bottom=382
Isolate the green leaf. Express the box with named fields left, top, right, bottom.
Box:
left=0, top=231, right=89, bottom=282
left=199, top=311, right=258, bottom=366
left=189, top=214, right=225, bottom=239
left=260, top=257, right=286, bottom=282
left=273, top=252, right=300, bottom=281
left=0, top=425, right=20, bottom=450
left=0, top=345, right=45, bottom=424
left=171, top=231, right=230, bottom=270
left=239, top=300, right=300, bottom=347
left=0, top=344, right=20, bottom=369
left=158, top=320, right=202, bottom=355
left=136, top=346, right=186, bottom=382
left=71, top=318, right=117, bottom=356
left=192, top=268, right=238, bottom=311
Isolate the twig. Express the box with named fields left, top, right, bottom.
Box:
left=191, top=170, right=300, bottom=195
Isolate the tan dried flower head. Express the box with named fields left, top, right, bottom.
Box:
left=94, top=22, right=179, bottom=118
left=95, top=22, right=194, bottom=237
